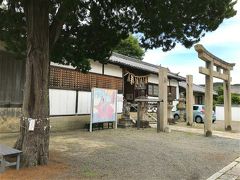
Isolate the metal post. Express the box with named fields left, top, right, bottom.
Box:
left=16, top=154, right=20, bottom=170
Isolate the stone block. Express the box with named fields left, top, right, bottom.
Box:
left=227, top=164, right=240, bottom=176
left=219, top=162, right=238, bottom=173
left=219, top=174, right=238, bottom=180
left=235, top=157, right=240, bottom=162
left=207, top=172, right=223, bottom=180
left=164, top=126, right=171, bottom=133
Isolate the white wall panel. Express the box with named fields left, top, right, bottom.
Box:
left=104, top=64, right=122, bottom=77
left=50, top=89, right=123, bottom=115
left=50, top=62, right=75, bottom=69
left=117, top=94, right=123, bottom=113
left=89, top=61, right=102, bottom=74
left=49, top=89, right=76, bottom=115
left=169, top=79, right=178, bottom=87
left=216, top=105, right=240, bottom=121
left=148, top=74, right=158, bottom=84
left=77, top=91, right=91, bottom=114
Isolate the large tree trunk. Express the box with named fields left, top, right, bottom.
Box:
left=15, top=0, right=50, bottom=167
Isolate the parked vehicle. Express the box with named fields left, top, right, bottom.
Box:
left=173, top=105, right=216, bottom=123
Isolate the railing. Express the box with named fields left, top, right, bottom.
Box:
left=146, top=111, right=157, bottom=122
left=130, top=103, right=157, bottom=124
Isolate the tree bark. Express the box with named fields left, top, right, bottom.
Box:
left=15, top=0, right=50, bottom=167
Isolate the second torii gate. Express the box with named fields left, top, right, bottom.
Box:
left=194, top=44, right=235, bottom=137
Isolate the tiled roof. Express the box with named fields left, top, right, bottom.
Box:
left=110, top=52, right=185, bottom=81
left=231, top=86, right=240, bottom=95
left=179, top=81, right=218, bottom=95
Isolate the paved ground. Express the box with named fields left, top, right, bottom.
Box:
left=169, top=125, right=240, bottom=140
left=0, top=127, right=239, bottom=180
left=174, top=121, right=240, bottom=133
left=167, top=123, right=240, bottom=179
left=207, top=157, right=240, bottom=180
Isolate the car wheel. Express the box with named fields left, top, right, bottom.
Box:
left=212, top=120, right=216, bottom=123
left=195, top=116, right=203, bottom=123
left=174, top=114, right=180, bottom=120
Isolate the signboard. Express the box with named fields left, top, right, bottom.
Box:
left=28, top=118, right=36, bottom=131
left=90, top=88, right=117, bottom=132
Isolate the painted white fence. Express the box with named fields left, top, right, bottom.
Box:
left=49, top=89, right=123, bottom=116
left=215, top=105, right=240, bottom=121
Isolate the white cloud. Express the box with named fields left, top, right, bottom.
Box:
left=143, top=45, right=187, bottom=65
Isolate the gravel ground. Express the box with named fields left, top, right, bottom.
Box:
left=1, top=128, right=239, bottom=180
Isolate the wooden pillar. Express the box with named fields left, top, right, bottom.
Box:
left=137, top=102, right=141, bottom=130
left=159, top=67, right=168, bottom=132
left=186, top=75, right=193, bottom=126
left=223, top=69, right=232, bottom=131
left=204, top=61, right=213, bottom=137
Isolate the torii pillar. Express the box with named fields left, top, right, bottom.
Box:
left=223, top=69, right=232, bottom=131
left=186, top=75, right=193, bottom=126
left=194, top=44, right=235, bottom=136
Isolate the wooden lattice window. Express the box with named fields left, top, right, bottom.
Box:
left=49, top=66, right=123, bottom=92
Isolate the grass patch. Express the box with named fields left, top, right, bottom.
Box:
left=82, top=167, right=97, bottom=178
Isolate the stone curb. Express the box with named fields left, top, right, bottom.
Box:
left=170, top=126, right=240, bottom=140
left=207, top=157, right=240, bottom=180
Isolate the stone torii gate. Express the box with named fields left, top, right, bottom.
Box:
left=194, top=44, right=235, bottom=137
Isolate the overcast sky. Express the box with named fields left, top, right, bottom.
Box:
left=143, top=2, right=240, bottom=85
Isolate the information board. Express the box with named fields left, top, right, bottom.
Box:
left=90, top=88, right=117, bottom=132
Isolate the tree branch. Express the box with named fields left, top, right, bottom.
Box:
left=49, top=3, right=67, bottom=50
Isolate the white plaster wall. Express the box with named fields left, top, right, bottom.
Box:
left=48, top=90, right=122, bottom=115
left=77, top=91, right=92, bottom=114
left=89, top=61, right=102, bottom=74
left=51, top=61, right=103, bottom=74
left=148, top=74, right=158, bottom=84
left=169, top=79, right=178, bottom=87
left=148, top=76, right=179, bottom=111
left=49, top=89, right=76, bottom=115
left=117, top=94, right=123, bottom=113
left=216, top=105, right=240, bottom=121
left=50, top=62, right=75, bottom=69
left=104, top=64, right=122, bottom=77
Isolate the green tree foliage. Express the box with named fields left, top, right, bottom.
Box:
left=232, top=94, right=240, bottom=104
left=114, top=35, right=144, bottom=60
left=0, top=0, right=237, bottom=70
left=217, top=95, right=224, bottom=104
left=215, top=86, right=240, bottom=105
left=217, top=86, right=224, bottom=96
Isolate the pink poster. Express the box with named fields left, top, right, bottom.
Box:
left=91, top=88, right=117, bottom=123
